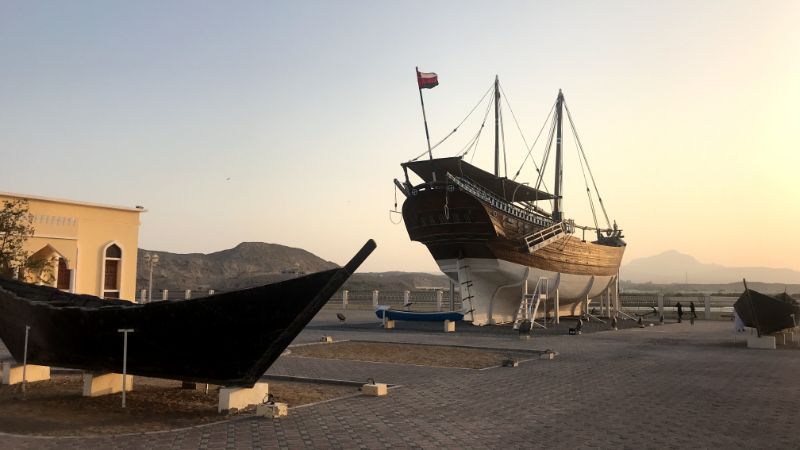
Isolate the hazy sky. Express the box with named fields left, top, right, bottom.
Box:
left=2, top=1, right=799, bottom=272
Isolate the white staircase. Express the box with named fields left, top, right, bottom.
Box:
left=524, top=221, right=574, bottom=253
left=513, top=277, right=549, bottom=330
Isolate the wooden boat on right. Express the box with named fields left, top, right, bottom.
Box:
left=734, top=281, right=800, bottom=335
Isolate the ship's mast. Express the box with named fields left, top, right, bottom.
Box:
left=553, top=89, right=564, bottom=222
left=494, top=75, right=500, bottom=176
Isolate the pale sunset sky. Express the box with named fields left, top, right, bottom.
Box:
left=1, top=1, right=798, bottom=272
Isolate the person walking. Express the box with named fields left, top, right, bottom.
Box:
left=676, top=301, right=683, bottom=323
left=689, top=301, right=697, bottom=325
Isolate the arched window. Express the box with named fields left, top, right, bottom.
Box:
left=57, top=257, right=71, bottom=291
left=103, top=244, right=122, bottom=299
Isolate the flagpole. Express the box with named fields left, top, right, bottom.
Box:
left=416, top=67, right=437, bottom=182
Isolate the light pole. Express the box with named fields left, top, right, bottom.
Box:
left=143, top=253, right=159, bottom=303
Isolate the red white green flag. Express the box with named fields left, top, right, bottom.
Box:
left=417, top=69, right=439, bottom=89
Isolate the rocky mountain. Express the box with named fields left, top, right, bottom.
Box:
left=136, top=242, right=451, bottom=295
left=136, top=242, right=339, bottom=293
left=621, top=250, right=800, bottom=284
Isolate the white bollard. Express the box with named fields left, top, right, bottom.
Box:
left=704, top=294, right=711, bottom=320
left=185, top=289, right=191, bottom=300
left=372, top=290, right=379, bottom=307
left=140, top=289, right=147, bottom=303
left=436, top=290, right=443, bottom=311
left=162, top=289, right=169, bottom=301
left=208, top=289, right=215, bottom=296
left=342, top=290, right=349, bottom=310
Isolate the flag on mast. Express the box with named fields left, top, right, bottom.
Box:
left=417, top=69, right=439, bottom=89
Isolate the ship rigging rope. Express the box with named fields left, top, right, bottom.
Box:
left=535, top=115, right=558, bottom=193
left=461, top=90, right=495, bottom=163
left=500, top=104, right=508, bottom=177
left=564, top=101, right=612, bottom=229
left=499, top=83, right=555, bottom=193
left=409, top=82, right=495, bottom=162
left=574, top=128, right=601, bottom=231
left=389, top=184, right=403, bottom=224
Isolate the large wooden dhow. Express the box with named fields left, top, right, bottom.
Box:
left=0, top=240, right=375, bottom=387
left=395, top=73, right=625, bottom=325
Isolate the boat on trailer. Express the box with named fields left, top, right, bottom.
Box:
left=395, top=72, right=626, bottom=325
left=374, top=305, right=464, bottom=322
left=0, top=240, right=375, bottom=387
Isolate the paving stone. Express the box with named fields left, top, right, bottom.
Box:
left=2, top=312, right=799, bottom=448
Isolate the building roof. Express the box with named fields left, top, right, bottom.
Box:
left=0, top=191, right=147, bottom=213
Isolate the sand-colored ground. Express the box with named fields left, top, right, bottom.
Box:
left=0, top=374, right=356, bottom=436
left=288, top=341, right=534, bottom=369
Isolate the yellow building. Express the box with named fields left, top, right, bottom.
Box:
left=0, top=191, right=145, bottom=301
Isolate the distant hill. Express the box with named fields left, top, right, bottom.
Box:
left=136, top=242, right=339, bottom=293
left=136, top=243, right=451, bottom=294
left=622, top=250, right=800, bottom=284
left=620, top=280, right=800, bottom=295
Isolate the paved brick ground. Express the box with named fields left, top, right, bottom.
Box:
left=2, top=310, right=799, bottom=449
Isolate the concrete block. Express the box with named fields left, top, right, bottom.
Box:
left=384, top=319, right=395, bottom=329
left=362, top=383, right=388, bottom=396
left=256, top=402, right=288, bottom=418
left=83, top=372, right=133, bottom=397
left=540, top=350, right=557, bottom=360
left=218, top=382, right=269, bottom=413
left=320, top=336, right=333, bottom=343
left=1, top=362, right=51, bottom=385
left=747, top=335, right=776, bottom=350
left=444, top=320, right=455, bottom=332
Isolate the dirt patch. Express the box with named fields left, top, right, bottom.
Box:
left=288, top=341, right=533, bottom=369
left=0, top=374, right=357, bottom=436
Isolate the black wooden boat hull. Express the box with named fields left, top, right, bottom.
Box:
left=0, top=240, right=376, bottom=387
left=734, top=288, right=800, bottom=335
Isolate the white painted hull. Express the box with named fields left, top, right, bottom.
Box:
left=438, top=258, right=615, bottom=325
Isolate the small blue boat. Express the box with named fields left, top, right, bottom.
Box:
left=375, top=306, right=464, bottom=322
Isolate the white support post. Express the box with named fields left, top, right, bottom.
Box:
left=184, top=289, right=191, bottom=300
left=614, top=274, right=620, bottom=313
left=372, top=289, right=379, bottom=307
left=342, top=290, right=349, bottom=309
left=162, top=289, right=169, bottom=301
left=555, top=289, right=560, bottom=324
left=600, top=291, right=605, bottom=317
left=140, top=289, right=147, bottom=303
left=704, top=294, right=711, bottom=320
left=522, top=279, right=529, bottom=320
left=117, top=328, right=134, bottom=408
left=22, top=325, right=30, bottom=395
left=584, top=294, right=589, bottom=318
left=436, top=290, right=443, bottom=311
